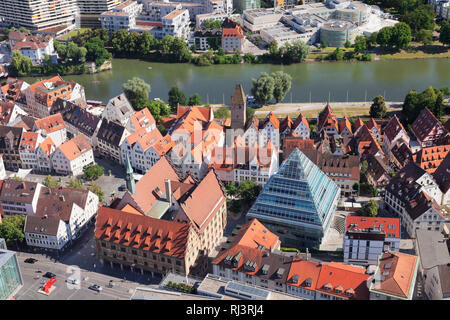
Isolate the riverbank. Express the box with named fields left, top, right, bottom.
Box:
left=211, top=101, right=403, bottom=118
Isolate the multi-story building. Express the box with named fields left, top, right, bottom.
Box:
left=0, top=78, right=29, bottom=103
left=433, top=153, right=450, bottom=205
left=0, top=154, right=6, bottom=179
left=320, top=19, right=357, bottom=47
left=78, top=0, right=125, bottom=28
left=0, top=180, right=43, bottom=216
left=20, top=76, right=86, bottom=119
left=24, top=186, right=99, bottom=250
left=0, top=0, right=78, bottom=31
left=51, top=134, right=95, bottom=176
left=33, top=113, right=66, bottom=147
left=35, top=137, right=56, bottom=173
left=104, top=157, right=227, bottom=275
left=0, top=240, right=23, bottom=300
left=97, top=119, right=129, bottom=164
left=411, top=107, right=446, bottom=148
left=95, top=206, right=195, bottom=276
left=0, top=101, right=28, bottom=126
left=192, top=29, right=222, bottom=50
left=160, top=9, right=190, bottom=40
left=51, top=99, right=102, bottom=148
left=0, top=126, right=24, bottom=170
left=234, top=0, right=261, bottom=12
left=243, top=113, right=280, bottom=148
left=100, top=1, right=143, bottom=34
left=369, top=251, right=419, bottom=300
left=125, top=107, right=157, bottom=133
left=18, top=131, right=45, bottom=170
left=414, top=145, right=449, bottom=174
left=382, top=115, right=409, bottom=156
left=316, top=103, right=338, bottom=135
left=101, top=93, right=135, bottom=127
left=222, top=22, right=245, bottom=52
left=415, top=229, right=450, bottom=300
left=10, top=34, right=57, bottom=66
left=365, top=154, right=391, bottom=195
left=343, top=216, right=401, bottom=266
left=302, top=150, right=360, bottom=196
left=247, top=148, right=340, bottom=249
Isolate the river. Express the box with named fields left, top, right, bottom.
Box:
left=21, top=58, right=450, bottom=104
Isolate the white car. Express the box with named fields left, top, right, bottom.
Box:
left=66, top=277, right=80, bottom=285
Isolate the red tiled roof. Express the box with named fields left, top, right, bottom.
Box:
left=222, top=24, right=244, bottom=38
left=230, top=218, right=280, bottom=251
left=292, top=113, right=309, bottom=132
left=414, top=145, right=449, bottom=174
left=370, top=251, right=419, bottom=300
left=95, top=207, right=190, bottom=259
left=338, top=116, right=352, bottom=135
left=180, top=169, right=225, bottom=233
left=383, top=115, right=407, bottom=144
left=345, top=216, right=400, bottom=239
left=411, top=107, right=444, bottom=144
left=58, top=134, right=92, bottom=161
left=317, top=103, right=338, bottom=132
left=34, top=113, right=66, bottom=134
left=316, top=264, right=371, bottom=300
left=19, top=132, right=40, bottom=151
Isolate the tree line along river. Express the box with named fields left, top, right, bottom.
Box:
left=21, top=58, right=450, bottom=105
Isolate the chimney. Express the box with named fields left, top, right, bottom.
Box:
left=165, top=179, right=172, bottom=206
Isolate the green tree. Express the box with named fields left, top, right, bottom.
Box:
left=360, top=160, right=369, bottom=178
left=251, top=72, right=275, bottom=105
left=269, top=40, right=279, bottom=56
left=111, top=29, right=131, bottom=56
left=282, top=40, right=310, bottom=63
left=225, top=182, right=238, bottom=197
left=122, top=77, right=151, bottom=110
left=137, top=31, right=154, bottom=57
left=188, top=93, right=202, bottom=106
left=391, top=22, right=412, bottom=49
left=147, top=99, right=170, bottom=121
left=367, top=32, right=378, bottom=49
left=9, top=51, right=32, bottom=76
left=203, top=19, right=222, bottom=29
left=370, top=95, right=387, bottom=118
left=353, top=36, right=367, bottom=54
left=171, top=37, right=192, bottom=62
left=67, top=178, right=83, bottom=189
left=440, top=21, right=450, bottom=46
left=271, top=71, right=292, bottom=103
left=360, top=200, right=379, bottom=217
left=214, top=106, right=231, bottom=118
left=85, top=36, right=111, bottom=66
left=83, top=164, right=105, bottom=180
left=238, top=180, right=261, bottom=203
left=0, top=215, right=26, bottom=244
left=88, top=182, right=104, bottom=202
left=161, top=35, right=174, bottom=55
left=416, top=29, right=433, bottom=45
left=377, top=27, right=393, bottom=48
left=344, top=40, right=351, bottom=48
left=168, top=86, right=187, bottom=111
left=401, top=7, right=435, bottom=37
left=246, top=108, right=256, bottom=120
left=43, top=175, right=60, bottom=188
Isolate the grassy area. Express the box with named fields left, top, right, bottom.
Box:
left=255, top=107, right=400, bottom=119
left=58, top=28, right=91, bottom=41
left=379, top=45, right=450, bottom=60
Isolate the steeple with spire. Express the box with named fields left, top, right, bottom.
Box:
left=125, top=153, right=136, bottom=195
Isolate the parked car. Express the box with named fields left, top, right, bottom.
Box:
left=43, top=272, right=56, bottom=278
left=89, top=284, right=102, bottom=292
left=24, top=258, right=38, bottom=264
left=118, top=184, right=126, bottom=191
left=66, top=277, right=80, bottom=285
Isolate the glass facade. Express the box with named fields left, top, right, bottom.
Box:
left=247, top=148, right=340, bottom=249
left=0, top=247, right=23, bottom=300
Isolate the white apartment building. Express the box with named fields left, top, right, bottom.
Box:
left=78, top=0, right=125, bottom=14
left=0, top=154, right=6, bottom=179
left=35, top=137, right=56, bottom=173
left=51, top=134, right=95, bottom=176
left=161, top=9, right=190, bottom=40
left=100, top=0, right=143, bottom=33
left=96, top=119, right=129, bottom=164
left=0, top=101, right=28, bottom=126
left=196, top=12, right=229, bottom=28
left=33, top=113, right=67, bottom=147
left=18, top=132, right=45, bottom=170
left=0, top=0, right=78, bottom=31
left=11, top=37, right=56, bottom=66
left=243, top=113, right=280, bottom=148
left=344, top=216, right=401, bottom=266
left=25, top=186, right=99, bottom=250
left=0, top=180, right=43, bottom=216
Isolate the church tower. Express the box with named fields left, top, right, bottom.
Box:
left=230, top=84, right=246, bottom=130
left=125, top=153, right=136, bottom=195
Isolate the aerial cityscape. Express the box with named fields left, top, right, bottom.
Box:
left=0, top=0, right=449, bottom=306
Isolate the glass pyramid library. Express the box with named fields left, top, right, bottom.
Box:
left=247, top=148, right=340, bottom=249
